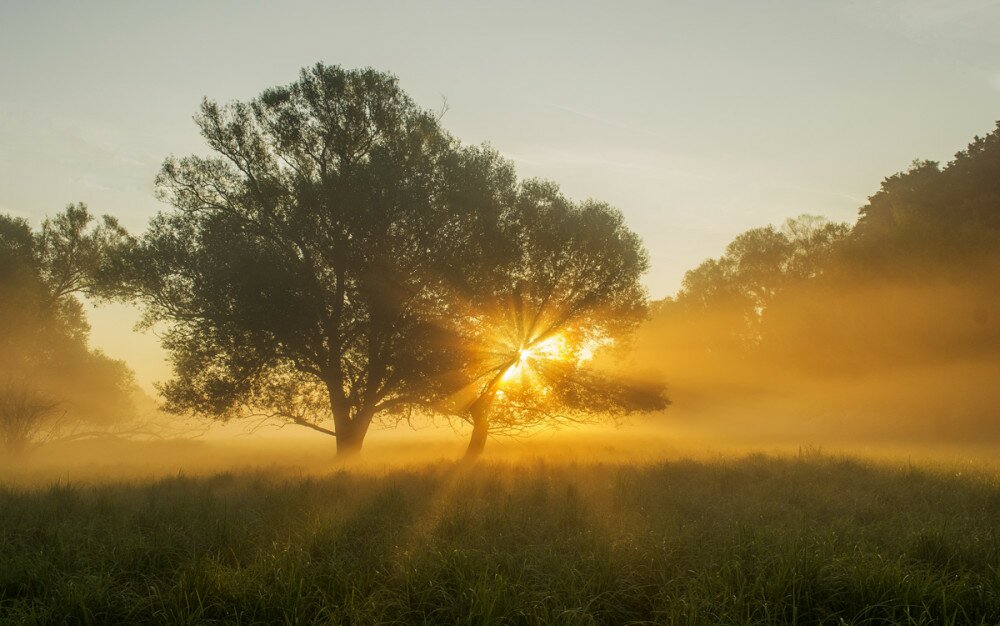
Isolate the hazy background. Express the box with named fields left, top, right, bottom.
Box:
left=2, top=0, right=1000, bottom=393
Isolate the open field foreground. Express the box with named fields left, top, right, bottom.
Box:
left=2, top=453, right=1000, bottom=624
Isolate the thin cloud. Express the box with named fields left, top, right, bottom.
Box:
left=503, top=146, right=711, bottom=181
left=842, top=0, right=1000, bottom=37
left=504, top=144, right=864, bottom=208
left=531, top=97, right=675, bottom=144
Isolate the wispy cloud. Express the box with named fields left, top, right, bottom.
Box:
left=760, top=183, right=865, bottom=206
left=505, top=143, right=863, bottom=203
left=0, top=203, right=33, bottom=220
left=530, top=98, right=676, bottom=144
left=504, top=146, right=710, bottom=181
left=842, top=0, right=1000, bottom=37
left=0, top=102, right=160, bottom=193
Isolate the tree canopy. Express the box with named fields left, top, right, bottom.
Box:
left=851, top=122, right=1000, bottom=273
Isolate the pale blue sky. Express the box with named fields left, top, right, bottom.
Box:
left=2, top=0, right=999, bottom=390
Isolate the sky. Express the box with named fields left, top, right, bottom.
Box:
left=2, top=0, right=999, bottom=392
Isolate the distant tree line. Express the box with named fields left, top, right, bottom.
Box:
left=639, top=122, right=1000, bottom=439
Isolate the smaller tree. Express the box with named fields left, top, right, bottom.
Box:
left=436, top=180, right=668, bottom=459
left=0, top=206, right=136, bottom=456
left=675, top=215, right=848, bottom=350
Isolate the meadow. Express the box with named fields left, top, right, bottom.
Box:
left=2, top=442, right=1000, bottom=624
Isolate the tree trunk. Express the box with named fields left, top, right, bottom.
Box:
left=463, top=392, right=495, bottom=461
left=331, top=405, right=373, bottom=458
left=464, top=413, right=489, bottom=460
left=336, top=423, right=366, bottom=457
left=326, top=379, right=374, bottom=457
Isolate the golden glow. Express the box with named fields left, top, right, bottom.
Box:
left=501, top=348, right=529, bottom=381
left=500, top=335, right=570, bottom=383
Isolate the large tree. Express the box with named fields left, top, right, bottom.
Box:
left=0, top=206, right=135, bottom=455
left=111, top=64, right=518, bottom=455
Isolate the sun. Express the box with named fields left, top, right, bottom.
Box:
left=501, top=348, right=529, bottom=381
left=500, top=335, right=569, bottom=382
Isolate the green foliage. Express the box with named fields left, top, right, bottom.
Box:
left=0, top=206, right=135, bottom=455
left=37, top=203, right=129, bottom=304
left=672, top=215, right=849, bottom=350
left=1, top=456, right=998, bottom=623
left=853, top=123, right=1000, bottom=271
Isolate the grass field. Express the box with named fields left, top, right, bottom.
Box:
left=2, top=449, right=1000, bottom=624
